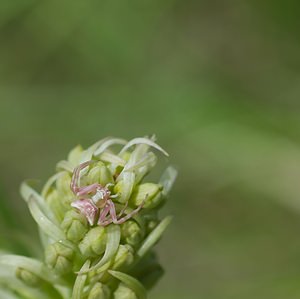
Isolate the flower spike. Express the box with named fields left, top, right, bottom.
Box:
left=1, top=136, right=176, bottom=299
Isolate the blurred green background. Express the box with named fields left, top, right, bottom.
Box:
left=1, top=1, right=300, bottom=298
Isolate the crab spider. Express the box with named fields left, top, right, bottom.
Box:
left=70, top=161, right=145, bottom=226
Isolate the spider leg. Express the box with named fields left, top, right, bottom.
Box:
left=99, top=199, right=120, bottom=226
left=113, top=196, right=147, bottom=224
left=98, top=195, right=147, bottom=226
left=97, top=201, right=112, bottom=226
left=108, top=200, right=119, bottom=224
left=76, top=183, right=102, bottom=197
left=117, top=199, right=129, bottom=218
left=70, top=160, right=94, bottom=194
left=99, top=218, right=113, bottom=226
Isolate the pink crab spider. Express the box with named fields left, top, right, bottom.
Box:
left=70, top=161, right=145, bottom=226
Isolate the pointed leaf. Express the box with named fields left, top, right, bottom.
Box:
left=94, top=138, right=127, bottom=156
left=137, top=216, right=172, bottom=258
left=159, top=166, right=178, bottom=196
left=27, top=197, right=65, bottom=241
left=72, top=260, right=91, bottom=299
left=119, top=137, right=168, bottom=157
left=0, top=255, right=57, bottom=284
left=79, top=224, right=120, bottom=274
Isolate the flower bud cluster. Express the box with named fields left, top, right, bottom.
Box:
left=0, top=137, right=177, bottom=299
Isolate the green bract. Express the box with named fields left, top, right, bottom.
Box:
left=0, top=137, right=177, bottom=299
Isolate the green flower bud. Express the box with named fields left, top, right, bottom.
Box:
left=112, top=245, right=134, bottom=271
left=56, top=171, right=73, bottom=198
left=135, top=152, right=158, bottom=184
left=15, top=267, right=42, bottom=287
left=88, top=282, right=111, bottom=299
left=130, top=183, right=163, bottom=209
left=46, top=189, right=68, bottom=221
left=87, top=162, right=114, bottom=186
left=113, top=180, right=132, bottom=204
left=121, top=220, right=143, bottom=247
left=45, top=172, right=73, bottom=222
left=11, top=137, right=175, bottom=299
left=67, top=145, right=84, bottom=165
left=45, top=242, right=74, bottom=275
left=142, top=212, right=159, bottom=234
left=15, top=267, right=63, bottom=298
left=113, top=283, right=137, bottom=299
left=146, top=219, right=159, bottom=234
left=79, top=226, right=107, bottom=258
left=61, top=210, right=88, bottom=243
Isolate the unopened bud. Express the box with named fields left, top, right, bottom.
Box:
left=56, top=172, right=73, bottom=198
left=15, top=267, right=42, bottom=287
left=113, top=180, right=133, bottom=204
left=87, top=162, right=114, bottom=186
left=88, top=282, right=111, bottom=299
left=113, top=283, right=137, bottom=299
left=135, top=152, right=158, bottom=183
left=45, top=242, right=74, bottom=275
left=130, top=183, right=163, bottom=209
left=61, top=210, right=88, bottom=243
left=67, top=145, right=83, bottom=165
left=112, top=245, right=134, bottom=271
left=78, top=226, right=107, bottom=258
left=142, top=212, right=159, bottom=234
left=46, top=189, right=68, bottom=221
left=146, top=219, right=159, bottom=234
left=121, top=220, right=143, bottom=247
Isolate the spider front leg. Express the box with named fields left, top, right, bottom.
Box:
left=70, top=160, right=98, bottom=195
left=117, top=199, right=129, bottom=218
left=114, top=204, right=144, bottom=224
left=76, top=183, right=103, bottom=197
left=97, top=199, right=124, bottom=226
left=71, top=161, right=92, bottom=194
left=97, top=201, right=113, bottom=226
left=71, top=199, right=99, bottom=226
left=112, top=196, right=147, bottom=225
